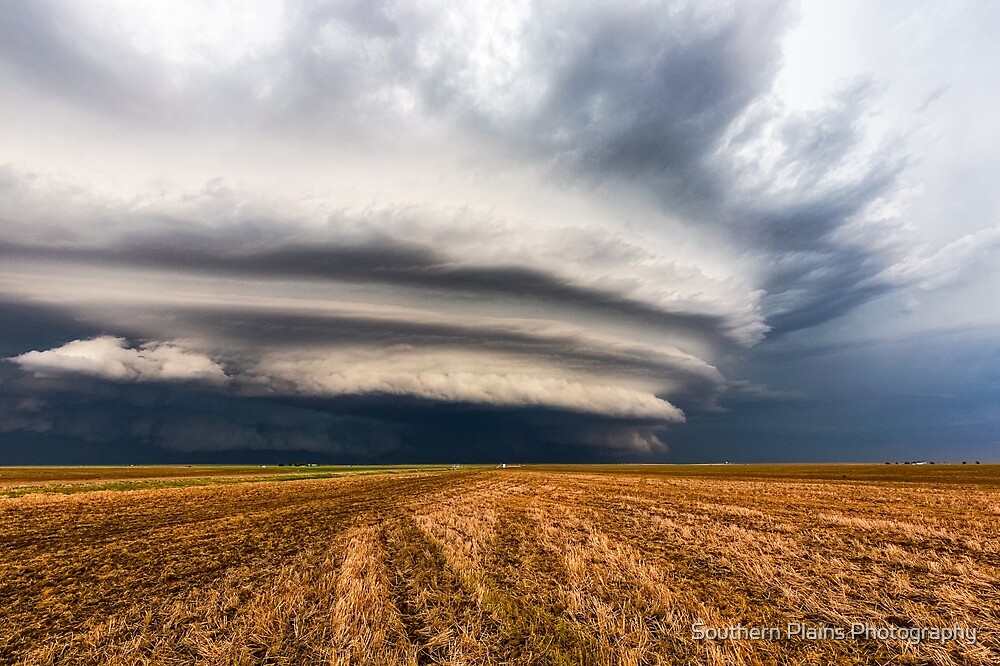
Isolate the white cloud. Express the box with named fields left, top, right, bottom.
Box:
left=880, top=223, right=1000, bottom=291
left=8, top=338, right=683, bottom=420
left=9, top=336, right=228, bottom=384
left=252, top=349, right=685, bottom=420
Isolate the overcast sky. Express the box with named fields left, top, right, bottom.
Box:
left=1, top=0, right=997, bottom=463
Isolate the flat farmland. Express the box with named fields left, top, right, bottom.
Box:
left=2, top=466, right=998, bottom=665
left=0, top=465, right=453, bottom=498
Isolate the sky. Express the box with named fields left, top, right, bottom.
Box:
left=1, top=0, right=998, bottom=464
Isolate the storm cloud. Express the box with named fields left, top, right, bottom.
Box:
left=1, top=0, right=997, bottom=462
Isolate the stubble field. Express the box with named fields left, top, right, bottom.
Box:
left=1, top=465, right=998, bottom=665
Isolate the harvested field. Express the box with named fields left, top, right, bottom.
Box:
left=0, top=465, right=452, bottom=495
left=2, top=465, right=998, bottom=665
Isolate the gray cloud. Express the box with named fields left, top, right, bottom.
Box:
left=0, top=285, right=730, bottom=411
left=0, top=2, right=157, bottom=117
left=151, top=413, right=401, bottom=455
left=0, top=376, right=403, bottom=456
left=714, top=82, right=908, bottom=334
left=428, top=2, right=790, bottom=180
left=147, top=304, right=726, bottom=394
left=1, top=1, right=996, bottom=461
left=0, top=235, right=746, bottom=350
left=0, top=365, right=681, bottom=461
left=0, top=0, right=907, bottom=338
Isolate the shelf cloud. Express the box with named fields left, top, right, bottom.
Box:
left=1, top=0, right=997, bottom=462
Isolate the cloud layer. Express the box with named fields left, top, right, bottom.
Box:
left=11, top=337, right=227, bottom=384
left=10, top=337, right=683, bottom=420
left=1, top=1, right=997, bottom=461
